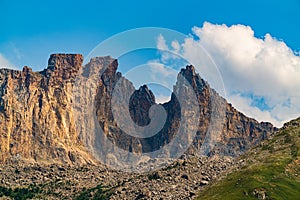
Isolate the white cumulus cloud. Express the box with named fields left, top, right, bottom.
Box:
left=157, top=22, right=300, bottom=127
left=155, top=94, right=171, bottom=104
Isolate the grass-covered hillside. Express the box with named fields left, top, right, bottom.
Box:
left=197, top=117, right=300, bottom=200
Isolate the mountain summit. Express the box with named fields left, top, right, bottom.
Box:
left=0, top=54, right=276, bottom=165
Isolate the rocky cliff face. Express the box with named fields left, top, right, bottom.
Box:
left=0, top=54, right=277, bottom=165
left=0, top=54, right=93, bottom=164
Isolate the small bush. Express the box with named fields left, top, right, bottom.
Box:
left=0, top=185, right=41, bottom=200
left=148, top=172, right=161, bottom=180
left=75, top=185, right=112, bottom=200
left=284, top=134, right=292, bottom=143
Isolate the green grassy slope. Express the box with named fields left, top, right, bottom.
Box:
left=197, top=117, right=300, bottom=200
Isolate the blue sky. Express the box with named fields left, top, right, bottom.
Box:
left=1, top=0, right=299, bottom=70
left=1, top=0, right=300, bottom=127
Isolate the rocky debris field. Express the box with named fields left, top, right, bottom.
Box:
left=0, top=155, right=239, bottom=199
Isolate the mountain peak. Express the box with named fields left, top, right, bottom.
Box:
left=47, top=54, right=83, bottom=71
left=138, top=84, right=149, bottom=92
left=175, top=65, right=206, bottom=94
left=0, top=54, right=276, bottom=164
left=180, top=65, right=196, bottom=76
left=22, top=66, right=32, bottom=73
left=186, top=65, right=196, bottom=73
left=40, top=54, right=83, bottom=81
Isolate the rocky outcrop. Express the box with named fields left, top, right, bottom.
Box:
left=0, top=54, right=92, bottom=164
left=0, top=53, right=276, bottom=165
left=214, top=104, right=276, bottom=156
left=129, top=85, right=156, bottom=126
left=73, top=56, right=277, bottom=168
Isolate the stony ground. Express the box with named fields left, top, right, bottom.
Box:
left=0, top=155, right=241, bottom=199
